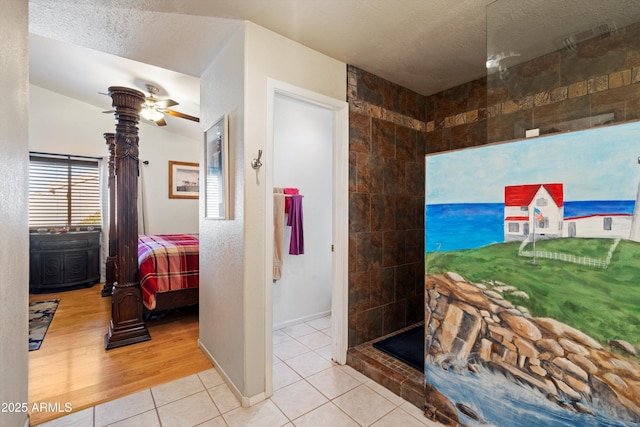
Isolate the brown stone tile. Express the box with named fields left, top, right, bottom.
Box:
left=426, top=128, right=451, bottom=154
left=501, top=99, right=519, bottom=114
left=370, top=267, right=395, bottom=308
left=356, top=231, right=384, bottom=273
left=487, top=110, right=533, bottom=143
left=405, top=229, right=425, bottom=265
left=588, top=75, right=609, bottom=93
left=426, top=121, right=435, bottom=132
left=383, top=158, right=407, bottom=195
left=609, top=69, right=631, bottom=88
left=401, top=377, right=426, bottom=409
left=534, top=90, right=551, bottom=106
left=348, top=233, right=357, bottom=274
left=519, top=95, right=534, bottom=111
left=407, top=292, right=425, bottom=326
left=549, top=86, right=568, bottom=102
left=372, top=118, right=395, bottom=158
left=383, top=230, right=405, bottom=267
left=487, top=77, right=509, bottom=106
left=486, top=103, right=502, bottom=118
left=382, top=300, right=407, bottom=335
left=450, top=123, right=475, bottom=150
left=356, top=307, right=384, bottom=344
left=561, top=36, right=627, bottom=84
left=406, top=162, right=425, bottom=197
left=406, top=89, right=426, bottom=122
left=568, top=81, right=588, bottom=98
left=371, top=194, right=395, bottom=232
left=349, top=111, right=371, bottom=154
left=633, top=67, right=640, bottom=84
left=384, top=82, right=407, bottom=115
left=533, top=96, right=590, bottom=132
left=466, top=109, right=478, bottom=124
left=349, top=151, right=357, bottom=193
left=395, top=263, right=417, bottom=298
left=429, top=85, right=469, bottom=121
left=395, top=125, right=416, bottom=161
left=592, top=83, right=640, bottom=122
left=468, top=77, right=487, bottom=110
left=416, top=131, right=427, bottom=161
left=395, top=195, right=416, bottom=230
left=357, top=68, right=385, bottom=106
left=356, top=153, right=384, bottom=193
left=349, top=270, right=372, bottom=313
left=506, top=52, right=561, bottom=98
left=349, top=192, right=370, bottom=233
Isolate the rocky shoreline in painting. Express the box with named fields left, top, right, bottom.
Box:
left=425, top=272, right=640, bottom=426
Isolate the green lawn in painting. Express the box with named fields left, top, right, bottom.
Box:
left=426, top=238, right=640, bottom=349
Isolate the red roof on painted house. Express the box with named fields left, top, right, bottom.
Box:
left=504, top=183, right=564, bottom=207
left=505, top=216, right=529, bottom=221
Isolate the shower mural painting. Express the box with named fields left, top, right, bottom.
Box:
left=424, top=121, right=640, bottom=426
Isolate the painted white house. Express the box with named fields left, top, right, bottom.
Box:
left=504, top=183, right=564, bottom=242
left=504, top=183, right=634, bottom=242
left=563, top=214, right=632, bottom=239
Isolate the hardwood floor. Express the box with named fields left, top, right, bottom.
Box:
left=28, top=285, right=212, bottom=426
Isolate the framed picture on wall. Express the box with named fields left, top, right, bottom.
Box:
left=168, top=161, right=199, bottom=199
left=204, top=114, right=230, bottom=219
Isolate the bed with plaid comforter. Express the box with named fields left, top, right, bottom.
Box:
left=138, top=234, right=199, bottom=310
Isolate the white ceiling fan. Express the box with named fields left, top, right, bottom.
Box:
left=139, top=83, right=199, bottom=126
left=103, top=83, right=199, bottom=126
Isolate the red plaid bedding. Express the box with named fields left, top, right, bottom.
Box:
left=138, top=234, right=199, bottom=310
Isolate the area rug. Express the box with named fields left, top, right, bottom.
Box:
left=372, top=324, right=424, bottom=372
left=29, top=299, right=59, bottom=351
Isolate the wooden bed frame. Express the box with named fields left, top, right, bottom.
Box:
left=103, top=87, right=198, bottom=350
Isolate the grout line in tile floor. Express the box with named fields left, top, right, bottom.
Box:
left=37, top=316, right=444, bottom=427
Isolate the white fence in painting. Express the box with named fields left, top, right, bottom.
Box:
left=518, top=238, right=620, bottom=269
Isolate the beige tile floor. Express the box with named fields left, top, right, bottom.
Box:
left=38, top=316, right=443, bottom=427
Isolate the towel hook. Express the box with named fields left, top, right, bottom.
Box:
left=251, top=149, right=263, bottom=170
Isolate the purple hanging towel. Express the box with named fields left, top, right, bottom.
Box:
left=287, top=194, right=304, bottom=255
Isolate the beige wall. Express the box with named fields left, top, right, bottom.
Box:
left=0, top=0, right=29, bottom=426
left=198, top=21, right=345, bottom=403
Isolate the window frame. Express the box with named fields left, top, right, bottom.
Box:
left=28, top=152, right=102, bottom=232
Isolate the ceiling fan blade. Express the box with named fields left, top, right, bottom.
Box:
left=154, top=98, right=178, bottom=109
left=155, top=116, right=167, bottom=126
left=164, top=109, right=200, bottom=123
left=103, top=110, right=115, bottom=114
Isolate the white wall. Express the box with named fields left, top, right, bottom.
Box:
left=0, top=1, right=29, bottom=426
left=272, top=94, right=333, bottom=329
left=29, top=85, right=199, bottom=234
left=199, top=24, right=246, bottom=397
left=199, top=20, right=345, bottom=403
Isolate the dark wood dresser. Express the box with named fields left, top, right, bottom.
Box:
left=29, top=231, right=101, bottom=293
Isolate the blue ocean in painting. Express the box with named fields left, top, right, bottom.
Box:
left=425, top=200, right=636, bottom=252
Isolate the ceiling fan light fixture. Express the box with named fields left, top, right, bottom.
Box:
left=141, top=106, right=164, bottom=122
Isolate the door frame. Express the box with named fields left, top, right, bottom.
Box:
left=263, top=78, right=349, bottom=396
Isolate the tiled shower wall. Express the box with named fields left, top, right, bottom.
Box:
left=347, top=65, right=426, bottom=346
left=427, top=21, right=640, bottom=150
left=347, top=21, right=640, bottom=348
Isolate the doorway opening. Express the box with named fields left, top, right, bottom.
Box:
left=264, top=79, right=348, bottom=397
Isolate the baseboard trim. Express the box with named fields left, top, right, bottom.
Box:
left=197, top=339, right=267, bottom=408
left=273, top=310, right=330, bottom=331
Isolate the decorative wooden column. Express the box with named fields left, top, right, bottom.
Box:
left=101, top=132, right=116, bottom=297
left=104, top=86, right=151, bottom=349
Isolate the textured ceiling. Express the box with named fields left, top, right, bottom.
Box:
left=28, top=0, right=640, bottom=140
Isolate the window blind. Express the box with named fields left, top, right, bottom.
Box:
left=29, top=153, right=101, bottom=230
